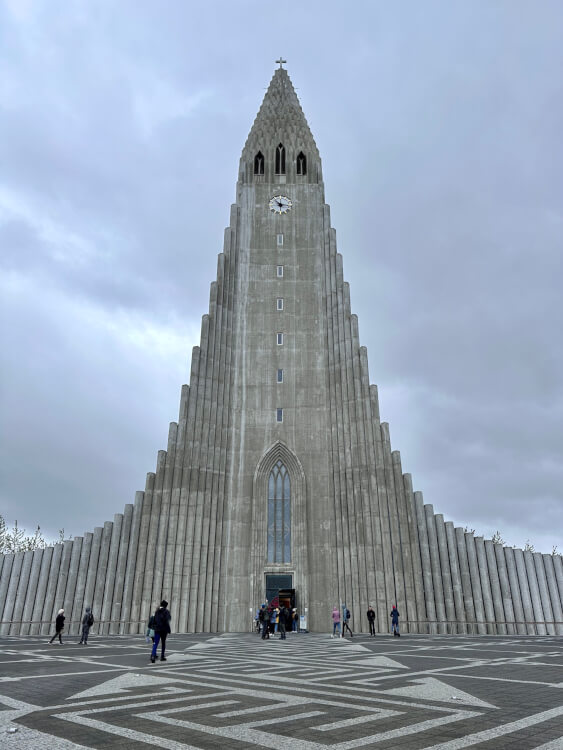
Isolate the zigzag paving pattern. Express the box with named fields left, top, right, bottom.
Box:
left=0, top=632, right=562, bottom=749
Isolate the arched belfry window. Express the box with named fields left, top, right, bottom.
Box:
left=296, top=151, right=307, bottom=176
left=267, top=460, right=291, bottom=563
left=254, top=151, right=264, bottom=175
left=275, top=143, right=286, bottom=175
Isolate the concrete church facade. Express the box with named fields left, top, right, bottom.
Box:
left=1, top=67, right=562, bottom=637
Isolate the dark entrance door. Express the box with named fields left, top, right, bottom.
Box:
left=265, top=574, right=293, bottom=607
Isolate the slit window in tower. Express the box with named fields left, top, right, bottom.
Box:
left=277, top=265, right=284, bottom=277
left=277, top=368, right=283, bottom=383
left=277, top=234, right=284, bottom=246
left=268, top=460, right=290, bottom=563
left=277, top=332, right=283, bottom=345
left=254, top=151, right=264, bottom=175
left=277, top=298, right=283, bottom=311
left=275, top=143, right=286, bottom=174
left=296, top=151, right=307, bottom=175
left=276, top=408, right=283, bottom=423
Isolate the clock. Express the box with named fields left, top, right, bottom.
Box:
left=269, top=195, right=292, bottom=214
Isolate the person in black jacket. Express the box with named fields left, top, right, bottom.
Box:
left=150, top=600, right=171, bottom=663
left=367, top=605, right=376, bottom=636
left=79, top=607, right=94, bottom=644
left=390, top=605, right=401, bottom=637
left=49, top=609, right=65, bottom=644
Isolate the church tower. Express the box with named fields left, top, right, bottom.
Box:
left=1, top=66, right=561, bottom=637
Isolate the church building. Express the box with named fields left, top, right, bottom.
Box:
left=1, top=65, right=561, bottom=637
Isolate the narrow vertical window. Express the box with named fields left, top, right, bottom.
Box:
left=296, top=151, right=307, bottom=175
left=277, top=265, right=284, bottom=277
left=276, top=408, right=283, bottom=423
left=277, top=332, right=283, bottom=345
left=254, top=151, right=264, bottom=175
left=275, top=143, right=286, bottom=174
left=268, top=460, right=290, bottom=563
left=277, top=234, right=284, bottom=246
left=277, top=368, right=283, bottom=383
left=276, top=298, right=283, bottom=311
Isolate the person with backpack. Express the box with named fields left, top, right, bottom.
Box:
left=390, top=605, right=401, bottom=637
left=79, top=607, right=94, bottom=644
left=279, top=605, right=290, bottom=640
left=48, top=609, right=65, bottom=644
left=259, top=604, right=269, bottom=639
left=342, top=605, right=353, bottom=637
left=150, top=600, right=171, bottom=663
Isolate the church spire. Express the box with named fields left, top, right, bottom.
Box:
left=239, top=66, right=321, bottom=184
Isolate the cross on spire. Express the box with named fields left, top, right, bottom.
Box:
left=276, top=57, right=287, bottom=69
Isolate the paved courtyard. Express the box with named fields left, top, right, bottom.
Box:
left=0, top=630, right=561, bottom=749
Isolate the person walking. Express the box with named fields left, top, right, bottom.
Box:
left=269, top=607, right=276, bottom=636
left=79, top=607, right=94, bottom=644
left=342, top=605, right=353, bottom=637
left=390, top=605, right=401, bottom=637
left=292, top=608, right=298, bottom=633
left=331, top=606, right=341, bottom=638
left=279, top=605, right=289, bottom=640
left=367, top=605, right=376, bottom=636
left=150, top=600, right=171, bottom=663
left=49, top=609, right=65, bottom=644
left=259, top=604, right=270, bottom=639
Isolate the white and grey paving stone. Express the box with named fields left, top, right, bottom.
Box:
left=1, top=632, right=562, bottom=748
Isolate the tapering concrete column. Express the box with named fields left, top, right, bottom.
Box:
left=41, top=543, right=63, bottom=635
left=414, top=492, right=436, bottom=633
left=455, top=527, right=476, bottom=633
left=553, top=554, right=563, bottom=603
left=533, top=553, right=555, bottom=635
left=121, top=492, right=144, bottom=633
left=111, top=504, right=133, bottom=634
left=504, top=547, right=526, bottom=634
left=100, top=515, right=123, bottom=635
left=513, top=548, right=535, bottom=634
left=131, top=472, right=156, bottom=632
left=523, top=550, right=546, bottom=635
left=403, top=474, right=426, bottom=632
left=92, top=522, right=113, bottom=633
left=391, top=452, right=417, bottom=634
left=465, top=534, right=486, bottom=634
left=484, top=540, right=506, bottom=634
left=63, top=537, right=83, bottom=636
left=20, top=549, right=44, bottom=635
left=542, top=554, right=563, bottom=635
left=445, top=522, right=466, bottom=632
left=10, top=550, right=34, bottom=635
left=494, top=543, right=516, bottom=634
left=83, top=527, right=102, bottom=630
left=51, top=540, right=73, bottom=631
left=30, top=546, right=52, bottom=635
left=474, top=537, right=496, bottom=633
left=435, top=514, right=456, bottom=633
left=425, top=505, right=447, bottom=633
left=0, top=555, right=15, bottom=628
left=71, top=533, right=92, bottom=636
left=1, top=552, right=24, bottom=635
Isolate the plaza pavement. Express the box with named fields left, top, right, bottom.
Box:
left=0, top=630, right=562, bottom=749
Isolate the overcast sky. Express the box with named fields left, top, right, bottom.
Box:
left=1, top=1, right=562, bottom=553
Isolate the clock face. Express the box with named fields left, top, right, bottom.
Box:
left=269, top=195, right=292, bottom=214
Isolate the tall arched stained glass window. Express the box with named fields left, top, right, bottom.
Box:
left=267, top=460, right=291, bottom=563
